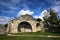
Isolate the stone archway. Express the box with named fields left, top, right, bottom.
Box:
left=18, top=21, right=32, bottom=32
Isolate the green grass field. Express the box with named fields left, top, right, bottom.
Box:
left=10, top=31, right=60, bottom=36
left=0, top=31, right=60, bottom=40
left=0, top=36, right=60, bottom=40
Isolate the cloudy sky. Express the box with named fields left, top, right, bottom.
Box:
left=0, top=0, right=60, bottom=24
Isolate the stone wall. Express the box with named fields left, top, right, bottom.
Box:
left=6, top=14, right=44, bottom=33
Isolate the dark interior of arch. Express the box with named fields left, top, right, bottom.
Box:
left=18, top=22, right=32, bottom=32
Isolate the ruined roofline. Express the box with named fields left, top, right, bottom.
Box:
left=7, top=14, right=42, bottom=24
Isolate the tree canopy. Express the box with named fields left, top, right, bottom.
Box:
left=43, top=9, right=60, bottom=33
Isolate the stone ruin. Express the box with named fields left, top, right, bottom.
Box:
left=0, top=14, right=44, bottom=34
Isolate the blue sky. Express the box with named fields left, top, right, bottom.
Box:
left=0, top=0, right=60, bottom=24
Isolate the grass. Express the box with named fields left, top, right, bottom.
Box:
left=0, top=31, right=60, bottom=40
left=10, top=31, right=60, bottom=36
left=0, top=36, right=60, bottom=40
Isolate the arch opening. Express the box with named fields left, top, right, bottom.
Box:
left=36, top=23, right=40, bottom=27
left=18, top=21, right=32, bottom=32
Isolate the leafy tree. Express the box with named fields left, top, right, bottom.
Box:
left=43, top=9, right=58, bottom=26
left=43, top=9, right=60, bottom=33
left=36, top=18, right=42, bottom=22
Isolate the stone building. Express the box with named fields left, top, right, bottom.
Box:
left=0, top=24, right=6, bottom=34
left=6, top=14, right=44, bottom=33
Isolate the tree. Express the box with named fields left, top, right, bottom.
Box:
left=43, top=9, right=60, bottom=33
left=36, top=18, right=42, bottom=22
left=43, top=9, right=58, bottom=26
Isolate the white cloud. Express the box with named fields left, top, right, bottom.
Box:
left=42, top=10, right=50, bottom=17
left=53, top=6, right=60, bottom=17
left=17, top=10, right=34, bottom=17
left=51, top=1, right=60, bottom=13
left=33, top=10, right=50, bottom=21
left=33, top=16, right=39, bottom=19
left=52, top=6, right=60, bottom=12
left=51, top=1, right=60, bottom=17
left=33, top=16, right=43, bottom=20
left=54, top=1, right=60, bottom=5
left=33, top=10, right=46, bottom=20
left=0, top=16, right=11, bottom=24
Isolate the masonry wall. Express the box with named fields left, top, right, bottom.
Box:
left=6, top=14, right=44, bottom=33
